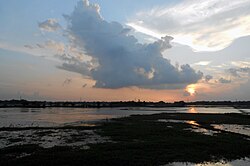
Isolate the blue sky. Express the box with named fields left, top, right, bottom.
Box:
left=1, top=0, right=250, bottom=101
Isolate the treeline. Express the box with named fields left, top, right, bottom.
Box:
left=0, top=99, right=249, bottom=108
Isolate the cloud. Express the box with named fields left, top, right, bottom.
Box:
left=44, top=40, right=65, bottom=53
left=227, top=68, right=240, bottom=77
left=231, top=61, right=250, bottom=68
left=205, top=75, right=213, bottom=82
left=166, top=35, right=250, bottom=98
left=57, top=61, right=91, bottom=77
left=218, top=77, right=231, bottom=84
left=24, top=45, right=34, bottom=49
left=193, top=61, right=211, bottom=66
left=62, top=78, right=72, bottom=86
left=82, top=83, right=87, bottom=88
left=227, top=67, right=250, bottom=77
left=58, top=0, right=202, bottom=89
left=128, top=0, right=250, bottom=51
left=183, top=91, right=191, bottom=97
left=38, top=18, right=61, bottom=32
left=36, top=44, right=45, bottom=49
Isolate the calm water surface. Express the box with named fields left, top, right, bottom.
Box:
left=0, top=107, right=244, bottom=127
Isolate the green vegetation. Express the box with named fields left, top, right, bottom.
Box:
left=0, top=113, right=250, bottom=166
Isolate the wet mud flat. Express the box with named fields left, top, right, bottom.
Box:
left=0, top=113, right=250, bottom=166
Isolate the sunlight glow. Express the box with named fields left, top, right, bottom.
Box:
left=188, top=107, right=198, bottom=113
left=126, top=23, right=226, bottom=52
left=186, top=84, right=196, bottom=96
left=127, top=22, right=162, bottom=39
left=186, top=120, right=200, bottom=126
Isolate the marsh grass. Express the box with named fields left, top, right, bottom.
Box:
left=0, top=113, right=249, bottom=166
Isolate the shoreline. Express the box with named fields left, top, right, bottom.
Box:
left=1, top=100, right=250, bottom=109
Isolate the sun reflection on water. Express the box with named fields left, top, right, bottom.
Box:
left=188, top=107, right=198, bottom=113
left=186, top=120, right=200, bottom=126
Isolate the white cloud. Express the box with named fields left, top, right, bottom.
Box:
left=193, top=61, right=211, bottom=66
left=128, top=0, right=250, bottom=51
left=38, top=18, right=61, bottom=32
left=43, top=40, right=65, bottom=54
left=231, top=61, right=250, bottom=68
left=126, top=22, right=162, bottom=39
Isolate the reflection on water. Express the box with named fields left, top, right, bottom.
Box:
left=158, top=119, right=221, bottom=136
left=238, top=109, right=250, bottom=115
left=0, top=107, right=243, bottom=127
left=183, top=107, right=239, bottom=114
left=158, top=119, right=200, bottom=126
left=212, top=124, right=250, bottom=137
left=188, top=107, right=198, bottom=113
left=158, top=119, right=186, bottom=123
left=186, top=120, right=200, bottom=126
left=185, top=126, right=220, bottom=136
left=0, top=107, right=167, bottom=127
left=164, top=157, right=250, bottom=166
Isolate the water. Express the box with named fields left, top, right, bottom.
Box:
left=0, top=107, right=249, bottom=166
left=0, top=107, right=242, bottom=127
left=164, top=157, right=250, bottom=166
left=212, top=124, right=250, bottom=136
left=157, top=119, right=220, bottom=136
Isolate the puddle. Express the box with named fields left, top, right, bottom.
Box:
left=163, top=157, right=250, bottom=166
left=157, top=119, right=250, bottom=137
left=157, top=119, right=200, bottom=126
left=212, top=124, right=250, bottom=137
left=186, top=120, right=200, bottom=126
left=63, top=121, right=98, bottom=127
left=16, top=153, right=32, bottom=159
left=158, top=119, right=187, bottom=123
left=0, top=129, right=111, bottom=149
left=185, top=126, right=220, bottom=136
left=238, top=109, right=250, bottom=115
left=158, top=119, right=219, bottom=136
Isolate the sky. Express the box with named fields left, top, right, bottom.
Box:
left=0, top=0, right=250, bottom=102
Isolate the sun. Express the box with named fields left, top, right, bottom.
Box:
left=186, top=84, right=196, bottom=96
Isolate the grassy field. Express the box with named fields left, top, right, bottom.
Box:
left=0, top=113, right=250, bottom=166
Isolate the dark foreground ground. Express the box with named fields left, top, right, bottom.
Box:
left=0, top=113, right=250, bottom=166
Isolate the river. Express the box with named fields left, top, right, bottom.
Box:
left=0, top=107, right=247, bottom=127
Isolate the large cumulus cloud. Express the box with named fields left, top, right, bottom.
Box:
left=59, top=0, right=202, bottom=89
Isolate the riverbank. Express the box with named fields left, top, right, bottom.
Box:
left=0, top=113, right=250, bottom=165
